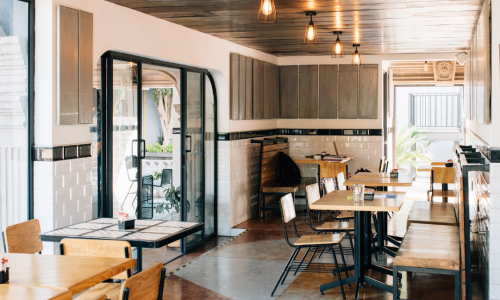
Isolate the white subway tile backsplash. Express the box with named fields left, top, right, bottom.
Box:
left=54, top=160, right=71, bottom=176
left=292, top=142, right=304, bottom=148
left=349, top=149, right=363, bottom=156
left=63, top=173, right=77, bottom=188
left=70, top=159, right=85, bottom=172
left=55, top=188, right=70, bottom=204
left=369, top=142, right=382, bottom=149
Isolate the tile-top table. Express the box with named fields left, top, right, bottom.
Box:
left=0, top=286, right=72, bottom=300
left=344, top=176, right=414, bottom=187
left=40, top=218, right=204, bottom=272
left=3, top=253, right=134, bottom=295
left=310, top=190, right=405, bottom=297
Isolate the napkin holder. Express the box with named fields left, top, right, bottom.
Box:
left=0, top=268, right=9, bottom=284
left=364, top=193, right=374, bottom=201
left=390, top=172, right=399, bottom=178
left=446, top=162, right=453, bottom=167
left=118, top=219, right=135, bottom=230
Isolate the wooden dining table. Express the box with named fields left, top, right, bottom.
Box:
left=294, top=157, right=353, bottom=179
left=310, top=190, right=405, bottom=297
left=0, top=285, right=72, bottom=300
left=3, top=253, right=135, bottom=295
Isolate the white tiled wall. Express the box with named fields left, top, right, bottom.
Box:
left=489, top=164, right=500, bottom=299
left=34, top=157, right=93, bottom=254
left=218, top=141, right=231, bottom=236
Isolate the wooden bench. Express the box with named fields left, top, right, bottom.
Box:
left=393, top=223, right=460, bottom=300
left=251, top=137, right=316, bottom=218
left=407, top=201, right=457, bottom=227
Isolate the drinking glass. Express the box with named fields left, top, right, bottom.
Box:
left=353, top=185, right=361, bottom=203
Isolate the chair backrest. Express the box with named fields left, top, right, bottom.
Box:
left=431, top=162, right=446, bottom=166
left=4, top=219, right=43, bottom=254
left=324, top=178, right=336, bottom=194
left=160, top=169, right=173, bottom=187
left=432, top=167, right=455, bottom=184
left=379, top=156, right=386, bottom=172
left=60, top=239, right=132, bottom=280
left=337, top=172, right=346, bottom=190
left=119, top=263, right=166, bottom=300
left=280, top=193, right=296, bottom=223
left=384, top=161, right=389, bottom=173
left=305, top=183, right=321, bottom=208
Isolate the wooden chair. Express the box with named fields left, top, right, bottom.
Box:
left=271, top=193, right=347, bottom=299
left=431, top=162, right=446, bottom=166
left=305, top=183, right=355, bottom=256
left=336, top=172, right=347, bottom=190
left=383, top=160, right=389, bottom=173
left=378, top=156, right=386, bottom=173
left=60, top=239, right=133, bottom=280
left=85, top=263, right=166, bottom=300
left=2, top=219, right=43, bottom=254
left=428, top=167, right=455, bottom=202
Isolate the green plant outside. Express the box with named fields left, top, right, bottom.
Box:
left=396, top=125, right=432, bottom=169
left=146, top=142, right=173, bottom=153
left=151, top=88, right=173, bottom=105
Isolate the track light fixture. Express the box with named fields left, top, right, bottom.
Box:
left=258, top=0, right=276, bottom=23
left=331, top=31, right=345, bottom=58
left=352, top=44, right=361, bottom=66
left=304, top=11, right=319, bottom=45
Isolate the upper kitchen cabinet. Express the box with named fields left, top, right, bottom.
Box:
left=319, top=65, right=338, bottom=119
left=358, top=64, right=378, bottom=119
left=253, top=59, right=265, bottom=119
left=338, top=64, right=359, bottom=119
left=280, top=66, right=298, bottom=119
left=299, top=65, right=318, bottom=119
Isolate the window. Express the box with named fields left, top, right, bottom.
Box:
left=410, top=93, right=461, bottom=130
left=0, top=0, right=34, bottom=251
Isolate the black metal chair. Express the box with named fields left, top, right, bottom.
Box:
left=137, top=175, right=154, bottom=219
left=271, top=193, right=347, bottom=299
left=153, top=168, right=173, bottom=189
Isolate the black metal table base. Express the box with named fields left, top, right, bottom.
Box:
left=320, top=211, right=396, bottom=299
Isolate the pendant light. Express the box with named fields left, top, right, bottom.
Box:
left=331, top=31, right=344, bottom=58
left=424, top=61, right=429, bottom=71
left=304, top=11, right=319, bottom=45
left=258, top=0, right=276, bottom=23
left=352, top=44, right=361, bottom=66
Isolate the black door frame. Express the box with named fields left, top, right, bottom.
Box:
left=99, top=51, right=218, bottom=250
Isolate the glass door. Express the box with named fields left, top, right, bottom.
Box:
left=182, top=71, right=204, bottom=251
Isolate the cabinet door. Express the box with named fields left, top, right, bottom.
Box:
left=280, top=66, right=298, bottom=119
left=273, top=64, right=280, bottom=119
left=238, top=55, right=246, bottom=120
left=299, top=65, right=318, bottom=119
left=319, top=65, right=338, bottom=119
left=338, top=64, right=358, bottom=119
left=253, top=59, right=264, bottom=119
left=245, top=57, right=253, bottom=120
left=230, top=53, right=239, bottom=120
left=359, top=64, right=378, bottom=119
left=264, top=62, right=274, bottom=119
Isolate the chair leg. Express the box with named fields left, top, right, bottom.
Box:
left=329, top=246, right=346, bottom=300
left=347, top=232, right=355, bottom=256
left=370, top=231, right=378, bottom=262
left=293, top=247, right=311, bottom=276
left=262, top=194, right=267, bottom=218
left=281, top=247, right=301, bottom=285
left=121, top=182, right=136, bottom=210
left=271, top=248, right=299, bottom=297
left=318, top=246, right=326, bottom=259
left=338, top=244, right=351, bottom=289
left=372, top=214, right=379, bottom=235
left=393, top=266, right=399, bottom=300
left=306, top=247, right=318, bottom=268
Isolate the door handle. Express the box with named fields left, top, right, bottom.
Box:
left=186, top=135, right=192, bottom=153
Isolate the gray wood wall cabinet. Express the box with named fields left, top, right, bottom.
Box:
left=280, top=66, right=299, bottom=119
left=299, top=65, right=318, bottom=119
left=273, top=65, right=280, bottom=119
left=245, top=57, right=253, bottom=120
left=253, top=59, right=264, bottom=119
left=230, top=53, right=239, bottom=120
left=238, top=55, right=246, bottom=120
left=319, top=65, right=338, bottom=119
left=57, top=6, right=93, bottom=125
left=338, top=64, right=359, bottom=119
left=358, top=64, right=378, bottom=119
left=264, top=62, right=274, bottom=119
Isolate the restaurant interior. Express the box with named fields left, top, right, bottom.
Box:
left=0, top=0, right=497, bottom=299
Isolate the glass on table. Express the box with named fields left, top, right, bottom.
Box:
left=352, top=184, right=362, bottom=203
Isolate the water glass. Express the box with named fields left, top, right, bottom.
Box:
left=353, top=185, right=361, bottom=203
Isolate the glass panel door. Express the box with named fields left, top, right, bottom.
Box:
left=204, top=75, right=216, bottom=238
left=182, top=71, right=204, bottom=251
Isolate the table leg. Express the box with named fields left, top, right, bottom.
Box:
left=133, top=247, right=143, bottom=273
left=442, top=183, right=448, bottom=203
left=377, top=212, right=383, bottom=253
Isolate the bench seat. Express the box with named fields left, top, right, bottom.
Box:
left=261, top=177, right=316, bottom=194
left=408, top=201, right=457, bottom=227
left=387, top=213, right=410, bottom=240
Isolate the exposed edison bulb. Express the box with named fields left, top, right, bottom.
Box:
left=128, top=62, right=133, bottom=67
left=307, top=25, right=315, bottom=41
left=424, top=61, right=429, bottom=71
left=262, top=0, right=272, bottom=16
left=353, top=54, right=360, bottom=64
left=335, top=41, right=341, bottom=54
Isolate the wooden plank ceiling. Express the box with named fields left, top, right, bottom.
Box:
left=391, top=61, right=464, bottom=85
left=106, top=0, right=484, bottom=56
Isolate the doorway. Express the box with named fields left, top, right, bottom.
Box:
left=92, top=52, right=217, bottom=257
